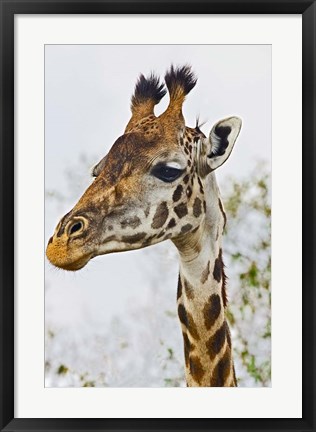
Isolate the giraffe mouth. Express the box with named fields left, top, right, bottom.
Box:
left=58, top=254, right=93, bottom=271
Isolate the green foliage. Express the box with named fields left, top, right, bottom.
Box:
left=223, top=162, right=271, bottom=386
left=57, top=364, right=69, bottom=375
left=82, top=381, right=95, bottom=387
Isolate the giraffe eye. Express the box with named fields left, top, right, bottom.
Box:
left=151, top=164, right=184, bottom=183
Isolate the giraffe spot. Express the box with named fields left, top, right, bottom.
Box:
left=151, top=202, right=169, bottom=229
left=232, top=364, right=238, bottom=386
left=213, top=249, right=223, bottom=283
left=198, top=177, right=204, bottom=194
left=189, top=355, right=205, bottom=384
left=188, top=144, right=193, bottom=153
left=172, top=185, right=183, bottom=202
left=186, top=186, right=192, bottom=198
left=167, top=218, right=176, bottom=229
left=193, top=197, right=202, bottom=218
left=203, top=200, right=207, bottom=213
left=144, top=234, right=156, bottom=245
left=213, top=249, right=228, bottom=307
left=163, top=233, right=172, bottom=240
left=178, top=304, right=200, bottom=340
left=225, top=321, right=232, bottom=349
left=218, top=198, right=227, bottom=229
left=104, top=235, right=116, bottom=242
left=191, top=226, right=199, bottom=234
left=222, top=265, right=228, bottom=307
left=203, top=294, right=221, bottom=330
left=183, top=174, right=190, bottom=184
left=144, top=205, right=150, bottom=218
left=157, top=229, right=166, bottom=238
left=120, top=216, right=141, bottom=229
left=122, top=232, right=146, bottom=243
left=206, top=321, right=227, bottom=360
left=180, top=137, right=184, bottom=146
left=48, top=236, right=53, bottom=245
left=181, top=223, right=193, bottom=234
left=187, top=160, right=192, bottom=167
left=183, top=278, right=194, bottom=299
left=177, top=276, right=183, bottom=300
left=174, top=203, right=188, bottom=219
left=210, top=346, right=231, bottom=387
left=182, top=332, right=193, bottom=367
left=200, top=261, right=210, bottom=284
left=184, top=148, right=189, bottom=155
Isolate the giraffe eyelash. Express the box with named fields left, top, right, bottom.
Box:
left=151, top=163, right=184, bottom=183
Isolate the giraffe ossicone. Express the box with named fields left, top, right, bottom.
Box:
left=46, top=64, right=242, bottom=387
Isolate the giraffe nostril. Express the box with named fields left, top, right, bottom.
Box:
left=68, top=220, right=84, bottom=236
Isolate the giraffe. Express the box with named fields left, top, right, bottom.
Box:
left=46, top=65, right=242, bottom=387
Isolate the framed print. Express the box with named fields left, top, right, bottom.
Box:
left=0, top=1, right=315, bottom=431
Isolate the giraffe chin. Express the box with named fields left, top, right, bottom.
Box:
left=46, top=251, right=93, bottom=272
left=59, top=255, right=92, bottom=271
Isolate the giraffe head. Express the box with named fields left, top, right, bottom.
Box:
left=46, top=65, right=241, bottom=271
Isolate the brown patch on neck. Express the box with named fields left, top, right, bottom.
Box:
left=183, top=278, right=194, bottom=299
left=189, top=355, right=205, bottom=384
left=225, top=321, right=232, bottom=348
left=177, top=275, right=183, bottom=300
left=178, top=304, right=200, bottom=340
left=212, top=248, right=228, bottom=307
left=232, top=364, right=238, bottom=386
left=203, top=294, right=222, bottom=330
left=210, top=346, right=231, bottom=387
left=213, top=248, right=223, bottom=283
left=182, top=332, right=194, bottom=368
left=222, top=262, right=228, bottom=308
left=205, top=320, right=227, bottom=360
left=218, top=198, right=227, bottom=230
left=200, top=260, right=210, bottom=284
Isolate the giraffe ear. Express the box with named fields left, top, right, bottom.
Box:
left=206, top=117, right=242, bottom=171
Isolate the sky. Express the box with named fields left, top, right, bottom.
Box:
left=44, top=45, right=271, bottom=358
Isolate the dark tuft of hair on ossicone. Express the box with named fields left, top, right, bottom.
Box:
left=131, top=73, right=166, bottom=109
left=164, top=64, right=197, bottom=99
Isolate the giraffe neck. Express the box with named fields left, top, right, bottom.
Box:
left=173, top=173, right=236, bottom=387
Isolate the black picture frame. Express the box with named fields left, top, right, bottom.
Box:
left=0, top=0, right=315, bottom=431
